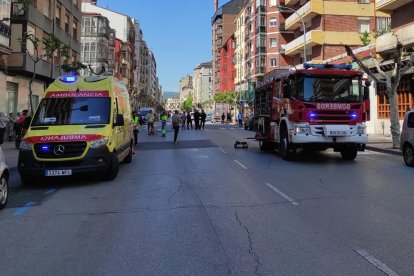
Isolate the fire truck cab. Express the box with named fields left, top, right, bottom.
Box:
left=254, top=64, right=370, bottom=161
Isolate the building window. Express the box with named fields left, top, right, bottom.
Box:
left=43, top=0, right=50, bottom=17
left=269, top=0, right=277, bottom=6
left=65, top=13, right=70, bottom=33
left=270, top=18, right=277, bottom=27
left=55, top=3, right=61, bottom=27
left=270, top=58, right=277, bottom=67
left=73, top=19, right=78, bottom=39
left=377, top=17, right=391, bottom=35
left=6, top=82, right=18, bottom=115
left=270, top=38, right=277, bottom=47
left=377, top=77, right=413, bottom=119
left=357, top=0, right=370, bottom=3
left=358, top=18, right=370, bottom=33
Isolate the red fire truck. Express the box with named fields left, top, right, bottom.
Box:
left=254, top=64, right=370, bottom=160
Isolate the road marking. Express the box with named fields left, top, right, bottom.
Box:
left=234, top=160, right=248, bottom=170
left=356, top=249, right=399, bottom=276
left=265, top=183, right=299, bottom=206
left=219, top=148, right=227, bottom=153
left=13, top=202, right=36, bottom=217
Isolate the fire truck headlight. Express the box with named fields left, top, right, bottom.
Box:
left=294, top=125, right=311, bottom=135
left=357, top=125, right=366, bottom=135
left=90, top=137, right=109, bottom=148
left=20, top=141, right=33, bottom=151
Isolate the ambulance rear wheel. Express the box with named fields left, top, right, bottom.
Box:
left=340, top=145, right=358, bottom=160
left=123, top=143, right=133, bottom=164
left=104, top=153, right=119, bottom=181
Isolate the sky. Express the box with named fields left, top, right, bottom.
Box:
left=101, top=0, right=219, bottom=92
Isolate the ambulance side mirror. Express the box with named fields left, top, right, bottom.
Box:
left=114, top=114, right=125, bottom=127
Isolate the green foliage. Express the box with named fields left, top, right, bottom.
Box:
left=214, top=92, right=237, bottom=106
left=180, top=96, right=193, bottom=112
left=359, top=31, right=371, bottom=46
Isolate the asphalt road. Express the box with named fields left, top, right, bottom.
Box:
left=1, top=122, right=413, bottom=276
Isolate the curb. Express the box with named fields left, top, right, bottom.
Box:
left=365, top=146, right=401, bottom=156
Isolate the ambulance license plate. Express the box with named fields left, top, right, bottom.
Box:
left=329, top=131, right=347, bottom=136
left=45, top=170, right=72, bottom=176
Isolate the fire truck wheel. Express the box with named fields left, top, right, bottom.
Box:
left=340, top=145, right=358, bottom=160
left=279, top=132, right=295, bottom=161
left=259, top=141, right=269, bottom=151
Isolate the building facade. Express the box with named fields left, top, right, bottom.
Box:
left=283, top=0, right=387, bottom=65
left=80, top=12, right=115, bottom=76
left=193, top=61, right=213, bottom=105
left=212, top=0, right=248, bottom=95
left=0, top=0, right=81, bottom=115
left=165, top=98, right=181, bottom=111
left=219, top=34, right=236, bottom=92
left=179, top=75, right=193, bottom=102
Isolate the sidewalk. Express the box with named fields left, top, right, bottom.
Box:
left=0, top=132, right=401, bottom=171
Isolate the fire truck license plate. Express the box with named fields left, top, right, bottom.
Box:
left=45, top=170, right=72, bottom=176
left=330, top=131, right=347, bottom=136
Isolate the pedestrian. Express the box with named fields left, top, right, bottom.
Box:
left=181, top=111, right=187, bottom=129
left=221, top=113, right=225, bottom=124
left=226, top=112, right=232, bottom=125
left=186, top=112, right=193, bottom=129
left=7, top=113, right=14, bottom=141
left=0, top=112, right=7, bottom=145
left=237, top=112, right=243, bottom=128
left=132, top=111, right=140, bottom=145
left=200, top=109, right=207, bottom=129
left=145, top=110, right=155, bottom=135
left=194, top=109, right=201, bottom=130
left=172, top=110, right=182, bottom=143
left=130, top=117, right=136, bottom=154
left=160, top=111, right=168, bottom=137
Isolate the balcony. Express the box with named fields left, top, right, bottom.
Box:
left=256, top=46, right=266, bottom=53
left=376, top=0, right=413, bottom=11
left=284, top=30, right=323, bottom=56
left=376, top=24, right=414, bottom=52
left=280, top=44, right=286, bottom=54
left=255, top=5, right=266, bottom=14
left=255, top=66, right=266, bottom=74
left=256, top=26, right=266, bottom=33
left=11, top=2, right=53, bottom=33
left=6, top=52, right=60, bottom=79
left=285, top=0, right=323, bottom=31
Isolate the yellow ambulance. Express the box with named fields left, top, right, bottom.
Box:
left=18, top=74, right=133, bottom=184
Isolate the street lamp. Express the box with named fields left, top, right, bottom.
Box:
left=277, top=4, right=307, bottom=63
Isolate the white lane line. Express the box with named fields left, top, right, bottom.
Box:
left=265, top=183, right=299, bottom=206
left=356, top=249, right=399, bottom=276
left=234, top=160, right=248, bottom=170
left=219, top=148, right=227, bottom=153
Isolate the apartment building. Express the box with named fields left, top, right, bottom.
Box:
left=193, top=61, right=213, bottom=105
left=80, top=12, right=115, bottom=76
left=219, top=34, right=236, bottom=92
left=0, top=0, right=81, bottom=115
left=165, top=98, right=181, bottom=111
left=179, top=75, right=193, bottom=102
left=82, top=1, right=135, bottom=88
left=375, top=0, right=414, bottom=123
left=283, top=0, right=387, bottom=65
left=212, top=0, right=248, bottom=95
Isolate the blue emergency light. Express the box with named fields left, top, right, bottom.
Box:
left=351, top=113, right=357, bottom=118
left=41, top=145, right=51, bottom=152
left=60, top=75, right=78, bottom=83
left=309, top=112, right=316, bottom=118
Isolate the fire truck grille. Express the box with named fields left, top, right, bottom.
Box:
left=313, top=111, right=354, bottom=122
left=34, top=142, right=87, bottom=159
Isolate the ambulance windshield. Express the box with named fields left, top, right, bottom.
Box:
left=32, top=97, right=111, bottom=126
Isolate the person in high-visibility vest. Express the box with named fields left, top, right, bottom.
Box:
left=161, top=111, right=168, bottom=137
left=132, top=111, right=140, bottom=145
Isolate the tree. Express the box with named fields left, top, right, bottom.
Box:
left=20, top=33, right=70, bottom=114
left=180, top=96, right=193, bottom=112
left=344, top=42, right=414, bottom=148
left=214, top=92, right=237, bottom=106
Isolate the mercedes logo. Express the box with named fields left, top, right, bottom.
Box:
left=54, top=145, right=65, bottom=156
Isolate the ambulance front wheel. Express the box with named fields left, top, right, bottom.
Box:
left=103, top=152, right=119, bottom=181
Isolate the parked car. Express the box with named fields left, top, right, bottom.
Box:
left=0, top=146, right=9, bottom=210
left=401, top=110, right=414, bottom=167
left=244, top=114, right=255, bottom=131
